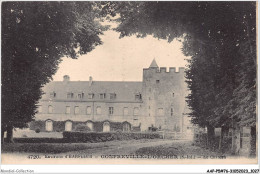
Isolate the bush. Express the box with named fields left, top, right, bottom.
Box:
left=6, top=138, right=65, bottom=143
left=63, top=131, right=161, bottom=143
left=35, top=128, right=40, bottom=133
left=73, top=124, right=91, bottom=132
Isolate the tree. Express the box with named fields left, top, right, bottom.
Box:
left=103, top=1, right=256, bottom=143
left=2, top=2, right=106, bottom=142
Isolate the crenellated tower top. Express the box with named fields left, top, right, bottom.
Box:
left=144, top=59, right=185, bottom=73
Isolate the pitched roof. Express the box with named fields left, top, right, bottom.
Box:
left=41, top=81, right=143, bottom=102
left=149, top=59, right=159, bottom=68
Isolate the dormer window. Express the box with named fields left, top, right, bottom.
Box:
left=100, top=93, right=106, bottom=99
left=110, top=93, right=116, bottom=100
left=88, top=93, right=94, bottom=99
left=50, top=92, right=56, bottom=98
left=135, top=93, right=142, bottom=100
left=67, top=92, right=74, bottom=98
left=78, top=93, right=84, bottom=99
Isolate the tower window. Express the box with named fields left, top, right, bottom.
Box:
left=172, top=93, right=175, bottom=97
left=156, top=80, right=160, bottom=84
left=171, top=108, right=174, bottom=116
left=134, top=107, right=139, bottom=116
left=158, top=108, right=164, bottom=116
left=109, top=107, right=114, bottom=115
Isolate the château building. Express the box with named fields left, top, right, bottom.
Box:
left=30, top=59, right=190, bottom=133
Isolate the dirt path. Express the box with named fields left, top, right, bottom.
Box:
left=90, top=139, right=178, bottom=156
left=59, top=139, right=176, bottom=156
left=3, top=139, right=257, bottom=164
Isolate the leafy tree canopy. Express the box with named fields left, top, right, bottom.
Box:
left=103, top=1, right=256, bottom=128
left=2, top=1, right=106, bottom=136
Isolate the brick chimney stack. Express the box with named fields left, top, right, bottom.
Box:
left=63, top=75, right=70, bottom=82
left=89, top=76, right=93, bottom=86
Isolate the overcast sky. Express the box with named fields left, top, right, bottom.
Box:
left=53, top=29, right=189, bottom=82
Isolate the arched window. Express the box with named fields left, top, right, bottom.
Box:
left=123, top=122, right=131, bottom=132
left=103, top=122, right=110, bottom=132
left=65, top=121, right=72, bottom=131
left=86, top=121, right=93, bottom=131
left=45, top=120, right=53, bottom=132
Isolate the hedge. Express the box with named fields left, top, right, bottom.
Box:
left=63, top=131, right=162, bottom=143
left=5, top=138, right=66, bottom=143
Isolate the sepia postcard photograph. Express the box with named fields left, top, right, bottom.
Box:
left=1, top=0, right=258, bottom=173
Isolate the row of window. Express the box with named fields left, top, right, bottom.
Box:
left=39, top=106, right=174, bottom=116
left=52, top=92, right=117, bottom=100
left=39, top=105, right=140, bottom=116
left=49, top=92, right=142, bottom=100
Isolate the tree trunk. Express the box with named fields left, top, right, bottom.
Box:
left=1, top=128, right=5, bottom=144
left=218, top=127, right=224, bottom=151
left=231, top=126, right=240, bottom=155
left=207, top=125, right=215, bottom=149
left=250, top=126, right=256, bottom=157
left=6, top=125, right=14, bottom=143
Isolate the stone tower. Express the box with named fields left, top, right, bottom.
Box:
left=141, top=59, right=188, bottom=131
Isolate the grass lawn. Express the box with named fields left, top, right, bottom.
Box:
left=135, top=141, right=222, bottom=156
left=1, top=139, right=160, bottom=154
left=1, top=143, right=103, bottom=154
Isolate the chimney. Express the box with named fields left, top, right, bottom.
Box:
left=89, top=76, right=93, bottom=86
left=63, top=75, right=70, bottom=82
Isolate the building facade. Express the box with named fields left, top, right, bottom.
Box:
left=30, top=59, right=190, bottom=133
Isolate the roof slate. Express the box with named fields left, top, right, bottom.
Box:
left=41, top=81, right=143, bottom=102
